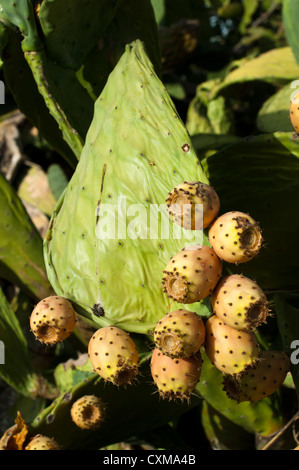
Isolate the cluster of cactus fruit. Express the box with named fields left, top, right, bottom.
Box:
left=25, top=180, right=291, bottom=450
left=29, top=297, right=140, bottom=387
left=28, top=179, right=291, bottom=412
left=152, top=180, right=290, bottom=402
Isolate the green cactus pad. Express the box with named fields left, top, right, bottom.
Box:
left=38, top=0, right=123, bottom=70
left=44, top=40, right=210, bottom=334
left=24, top=48, right=93, bottom=160
left=0, top=171, right=52, bottom=301
left=0, top=0, right=41, bottom=51
left=2, top=30, right=79, bottom=169
left=0, top=286, right=39, bottom=397
left=79, top=0, right=161, bottom=99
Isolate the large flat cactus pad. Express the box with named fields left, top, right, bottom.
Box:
left=44, top=40, right=210, bottom=334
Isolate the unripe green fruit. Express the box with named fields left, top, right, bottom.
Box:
left=162, top=244, right=222, bottom=303
left=150, top=347, right=202, bottom=401
left=208, top=211, right=263, bottom=264
left=88, top=326, right=139, bottom=386
left=204, top=315, right=260, bottom=375
left=154, top=309, right=205, bottom=358
left=166, top=181, right=220, bottom=230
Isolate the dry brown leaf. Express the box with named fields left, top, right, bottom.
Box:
left=0, top=411, right=28, bottom=450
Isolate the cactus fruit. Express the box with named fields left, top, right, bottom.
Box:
left=290, top=92, right=299, bottom=133
left=162, top=244, right=222, bottom=304
left=204, top=315, right=260, bottom=375
left=150, top=347, right=202, bottom=401
left=211, top=274, right=270, bottom=331
left=208, top=211, right=263, bottom=264
left=223, top=350, right=291, bottom=403
left=166, top=181, right=220, bottom=230
left=88, top=326, right=139, bottom=386
left=153, top=309, right=205, bottom=358
left=70, top=395, right=105, bottom=430
left=25, top=434, right=61, bottom=450
left=29, top=296, right=76, bottom=345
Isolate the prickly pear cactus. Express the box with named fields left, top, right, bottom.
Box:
left=44, top=40, right=210, bottom=334
left=0, top=171, right=52, bottom=301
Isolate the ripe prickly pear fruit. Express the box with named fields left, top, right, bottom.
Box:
left=154, top=309, right=205, bottom=358
left=208, top=211, right=263, bottom=264
left=204, top=315, right=260, bottom=375
left=223, top=350, right=291, bottom=402
left=211, top=274, right=269, bottom=331
left=70, top=395, right=105, bottom=430
left=88, top=326, right=139, bottom=386
left=290, top=92, right=299, bottom=133
left=166, top=181, right=220, bottom=230
left=150, top=347, right=202, bottom=401
left=162, top=244, right=222, bottom=304
left=30, top=296, right=76, bottom=345
left=25, top=434, right=61, bottom=450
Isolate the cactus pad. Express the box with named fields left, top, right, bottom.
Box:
left=44, top=40, right=209, bottom=334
